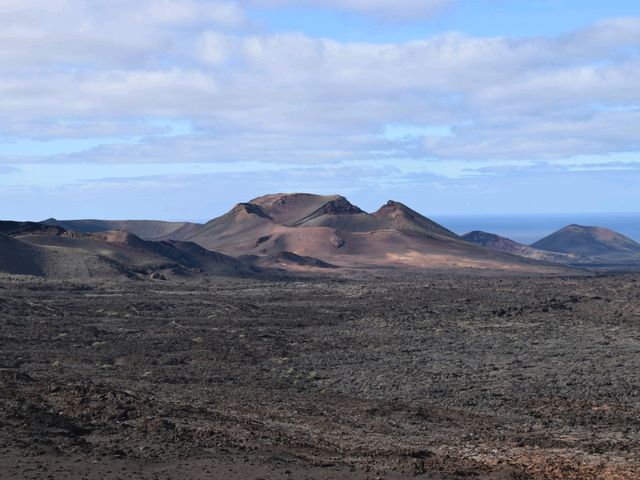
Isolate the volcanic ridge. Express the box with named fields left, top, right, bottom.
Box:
left=0, top=220, right=252, bottom=280
left=169, top=193, right=571, bottom=273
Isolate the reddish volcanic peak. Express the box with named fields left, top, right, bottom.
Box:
left=247, top=193, right=364, bottom=226
left=249, top=192, right=322, bottom=206
left=249, top=193, right=339, bottom=210
left=373, top=200, right=461, bottom=241
left=373, top=200, right=414, bottom=218
left=314, top=196, right=364, bottom=215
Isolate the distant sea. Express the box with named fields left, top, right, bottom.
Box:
left=431, top=213, right=640, bottom=245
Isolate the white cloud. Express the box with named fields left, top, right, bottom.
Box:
left=197, top=31, right=233, bottom=65
left=144, top=1, right=245, bottom=27
left=0, top=1, right=245, bottom=69
left=0, top=1, right=639, bottom=165
left=253, top=0, right=454, bottom=20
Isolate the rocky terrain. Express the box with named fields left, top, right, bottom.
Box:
left=1, top=272, right=639, bottom=479
left=2, top=195, right=638, bottom=479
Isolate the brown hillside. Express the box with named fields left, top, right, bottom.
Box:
left=174, top=193, right=577, bottom=274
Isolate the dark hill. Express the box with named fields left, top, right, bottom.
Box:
left=1, top=227, right=255, bottom=279
left=0, top=234, right=45, bottom=276
left=531, top=225, right=640, bottom=256
left=373, top=201, right=460, bottom=240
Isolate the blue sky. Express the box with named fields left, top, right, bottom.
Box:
left=0, top=0, right=639, bottom=221
left=254, top=0, right=640, bottom=40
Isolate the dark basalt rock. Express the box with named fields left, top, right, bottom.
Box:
left=233, top=203, right=273, bottom=220
left=319, top=197, right=364, bottom=215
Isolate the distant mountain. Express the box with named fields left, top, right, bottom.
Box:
left=531, top=224, right=640, bottom=257
left=463, top=231, right=581, bottom=264
left=42, top=219, right=201, bottom=241
left=170, top=193, right=574, bottom=273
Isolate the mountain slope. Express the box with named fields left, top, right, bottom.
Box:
left=463, top=231, right=581, bottom=264
left=42, top=219, right=201, bottom=241
left=0, top=220, right=65, bottom=236
left=1, top=226, right=254, bottom=279
left=373, top=201, right=461, bottom=240
left=174, top=193, right=575, bottom=273
left=0, top=234, right=45, bottom=275
left=176, top=202, right=276, bottom=254
left=531, top=225, right=640, bottom=256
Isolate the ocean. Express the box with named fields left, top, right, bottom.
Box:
left=431, top=213, right=640, bottom=245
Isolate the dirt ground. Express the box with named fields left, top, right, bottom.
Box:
left=1, top=272, right=639, bottom=479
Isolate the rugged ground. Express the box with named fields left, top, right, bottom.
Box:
left=1, top=273, right=639, bottom=479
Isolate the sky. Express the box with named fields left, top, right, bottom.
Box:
left=1, top=0, right=639, bottom=221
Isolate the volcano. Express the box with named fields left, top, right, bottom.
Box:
left=172, top=193, right=572, bottom=273
left=531, top=224, right=640, bottom=256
